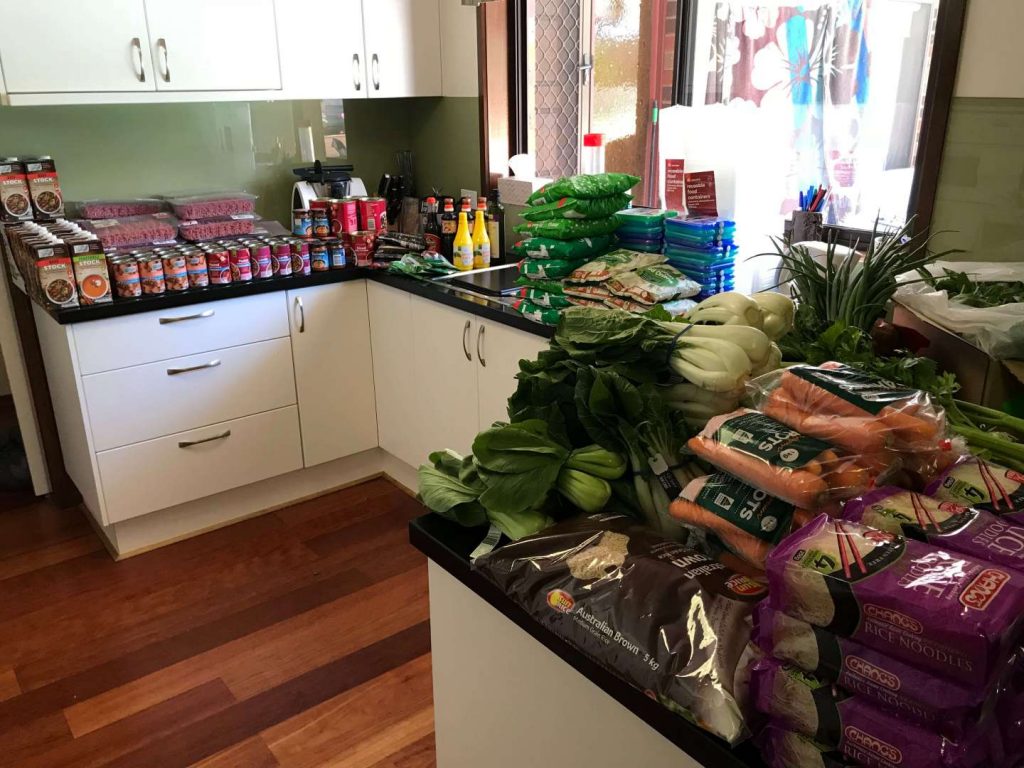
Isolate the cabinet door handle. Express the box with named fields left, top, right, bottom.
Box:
left=178, top=430, right=231, bottom=449
left=294, top=296, right=305, bottom=333
left=131, top=37, right=146, bottom=83
left=462, top=320, right=472, bottom=361
left=167, top=359, right=220, bottom=376
left=159, top=309, right=214, bottom=325
left=157, top=37, right=170, bottom=83
left=371, top=53, right=380, bottom=91
left=476, top=325, right=486, bottom=367
left=352, top=53, right=362, bottom=91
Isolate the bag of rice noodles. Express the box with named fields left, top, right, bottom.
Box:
left=606, top=263, right=701, bottom=304
left=476, top=513, right=766, bottom=744
left=568, top=249, right=667, bottom=283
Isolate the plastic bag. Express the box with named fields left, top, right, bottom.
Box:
left=475, top=513, right=765, bottom=744
left=568, top=249, right=666, bottom=283
left=749, top=658, right=1000, bottom=768
left=896, top=261, right=1024, bottom=359
left=521, top=193, right=632, bottom=221
left=766, top=514, right=1024, bottom=686
left=514, top=275, right=565, bottom=294
left=514, top=215, right=622, bottom=241
left=670, top=473, right=815, bottom=570
left=525, top=173, right=641, bottom=205
left=687, top=409, right=882, bottom=508
left=758, top=725, right=856, bottom=768
left=843, top=486, right=1024, bottom=572
left=510, top=235, right=613, bottom=261
left=563, top=283, right=612, bottom=302
left=606, top=263, right=701, bottom=304
left=512, top=298, right=562, bottom=326
left=518, top=257, right=585, bottom=280
left=926, top=456, right=1024, bottom=516
left=517, top=286, right=570, bottom=308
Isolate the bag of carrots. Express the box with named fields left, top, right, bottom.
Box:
left=687, top=409, right=886, bottom=509
left=670, top=473, right=818, bottom=570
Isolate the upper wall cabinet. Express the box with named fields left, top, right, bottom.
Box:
left=275, top=0, right=366, bottom=100
left=0, top=0, right=155, bottom=93
left=362, top=0, right=442, bottom=98
left=143, top=0, right=281, bottom=92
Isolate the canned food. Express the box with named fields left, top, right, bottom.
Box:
left=137, top=254, right=166, bottom=294
left=109, top=256, right=142, bottom=298
left=329, top=198, right=359, bottom=235
left=273, top=242, right=293, bottom=276
left=310, top=197, right=332, bottom=212
left=185, top=252, right=209, bottom=288
left=292, top=209, right=312, bottom=238
left=310, top=242, right=330, bottom=272
left=229, top=246, right=253, bottom=282
left=311, top=210, right=331, bottom=239
left=350, top=230, right=376, bottom=267
left=206, top=249, right=232, bottom=285
left=250, top=243, right=273, bottom=279
left=328, top=239, right=347, bottom=269
left=357, top=197, right=388, bottom=233
left=288, top=240, right=311, bottom=276
left=161, top=253, right=189, bottom=292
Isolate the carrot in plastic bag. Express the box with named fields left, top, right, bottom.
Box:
left=762, top=388, right=891, bottom=455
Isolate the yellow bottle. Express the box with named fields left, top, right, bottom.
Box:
left=453, top=211, right=474, bottom=271
left=472, top=209, right=491, bottom=269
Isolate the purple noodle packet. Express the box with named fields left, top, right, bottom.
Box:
left=750, top=657, right=1001, bottom=768
left=843, top=486, right=1024, bottom=574
left=766, top=514, right=1024, bottom=686
left=752, top=602, right=991, bottom=739
left=926, top=457, right=1024, bottom=516
left=758, top=723, right=856, bottom=768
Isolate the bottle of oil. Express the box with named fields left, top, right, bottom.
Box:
left=423, top=197, right=441, bottom=253
left=453, top=211, right=474, bottom=271
left=486, top=189, right=505, bottom=264
left=472, top=205, right=491, bottom=269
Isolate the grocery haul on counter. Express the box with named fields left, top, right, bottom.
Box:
left=417, top=282, right=1024, bottom=767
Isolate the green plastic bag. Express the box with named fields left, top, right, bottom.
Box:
left=521, top=193, right=632, bottom=222
left=514, top=216, right=622, bottom=242
left=518, top=286, right=571, bottom=308
left=514, top=276, right=566, bottom=294
left=519, top=257, right=586, bottom=280
left=526, top=173, right=641, bottom=205
left=510, top=235, right=613, bottom=261
left=513, top=298, right=563, bottom=326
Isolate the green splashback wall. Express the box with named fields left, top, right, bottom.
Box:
left=931, top=97, right=1024, bottom=261
left=0, top=97, right=481, bottom=224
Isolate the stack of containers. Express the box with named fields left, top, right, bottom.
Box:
left=615, top=207, right=675, bottom=253
left=663, top=216, right=737, bottom=299
left=167, top=191, right=259, bottom=242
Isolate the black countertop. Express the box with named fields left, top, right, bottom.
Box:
left=44, top=266, right=554, bottom=339
left=408, top=513, right=767, bottom=768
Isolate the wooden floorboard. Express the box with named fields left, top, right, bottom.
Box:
left=0, top=478, right=436, bottom=767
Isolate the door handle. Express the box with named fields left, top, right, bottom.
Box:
left=178, top=430, right=231, bottom=449
left=462, top=320, right=472, bottom=361
left=352, top=53, right=362, bottom=91
left=294, top=296, right=305, bottom=333
left=131, top=37, right=146, bottom=83
left=167, top=359, right=220, bottom=376
left=159, top=309, right=214, bottom=325
left=157, top=37, right=170, bottom=83
left=371, top=53, right=380, bottom=91
left=476, top=325, right=486, bottom=367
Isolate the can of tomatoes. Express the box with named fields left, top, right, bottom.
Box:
left=329, top=198, right=359, bottom=235
left=185, top=251, right=209, bottom=288
left=251, top=243, right=273, bottom=279
left=137, top=254, right=166, bottom=295
left=357, top=197, right=388, bottom=233
left=350, top=230, right=376, bottom=267
left=206, top=248, right=232, bottom=285
left=273, top=242, right=293, bottom=276
left=289, top=239, right=311, bottom=276
left=229, top=245, right=253, bottom=282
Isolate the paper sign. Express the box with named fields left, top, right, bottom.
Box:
left=685, top=171, right=718, bottom=217
left=665, top=159, right=686, bottom=212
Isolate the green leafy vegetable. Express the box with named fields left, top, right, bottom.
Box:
left=924, top=268, right=1024, bottom=308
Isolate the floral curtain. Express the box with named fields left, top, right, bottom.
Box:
left=704, top=1, right=872, bottom=225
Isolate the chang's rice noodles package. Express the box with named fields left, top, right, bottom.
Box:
left=927, top=456, right=1024, bottom=517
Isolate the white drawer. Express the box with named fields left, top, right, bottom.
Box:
left=73, top=293, right=290, bottom=375
left=97, top=405, right=303, bottom=524
left=82, top=337, right=297, bottom=451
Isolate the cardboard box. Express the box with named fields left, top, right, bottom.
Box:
left=893, top=301, right=1024, bottom=409
left=497, top=175, right=552, bottom=207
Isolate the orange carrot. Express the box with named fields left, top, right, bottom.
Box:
left=763, top=388, right=891, bottom=455
left=670, top=496, right=773, bottom=567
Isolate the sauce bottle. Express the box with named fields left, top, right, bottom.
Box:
left=423, top=196, right=441, bottom=253
left=472, top=205, right=491, bottom=269
left=440, top=199, right=457, bottom=260
left=460, top=200, right=474, bottom=236
left=486, top=189, right=505, bottom=264
left=453, top=211, right=474, bottom=271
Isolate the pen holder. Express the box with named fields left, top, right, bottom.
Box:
left=790, top=211, right=823, bottom=244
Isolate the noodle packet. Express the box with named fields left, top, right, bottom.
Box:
left=926, top=456, right=1024, bottom=517
left=510, top=235, right=613, bottom=261
left=750, top=658, right=1001, bottom=768
left=605, top=263, right=701, bottom=304
left=687, top=409, right=881, bottom=508
left=843, top=486, right=1024, bottom=573
left=766, top=514, right=1024, bottom=686
left=526, top=173, right=641, bottom=205
left=521, top=193, right=632, bottom=221
left=476, top=513, right=765, bottom=745
left=753, top=603, right=994, bottom=738
left=758, top=725, right=855, bottom=768
left=514, top=215, right=622, bottom=241
left=568, top=249, right=666, bottom=283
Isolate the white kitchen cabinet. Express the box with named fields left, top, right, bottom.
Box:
left=439, top=0, right=479, bottom=97
left=362, top=0, right=442, bottom=98
left=275, top=0, right=367, bottom=99
left=288, top=281, right=378, bottom=467
left=475, top=320, right=548, bottom=431
left=0, top=0, right=156, bottom=93
left=143, top=0, right=282, bottom=91
left=367, top=281, right=418, bottom=467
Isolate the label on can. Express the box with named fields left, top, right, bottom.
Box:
left=110, top=257, right=142, bottom=298
left=292, top=209, right=312, bottom=238
left=206, top=250, right=232, bottom=285
left=310, top=243, right=330, bottom=272
left=351, top=231, right=376, bottom=267
left=229, top=246, right=253, bottom=282
left=251, top=244, right=273, bottom=279
left=357, top=197, right=388, bottom=233
left=330, top=198, right=359, bottom=235
left=312, top=212, right=331, bottom=239
left=161, top=254, right=189, bottom=292
left=274, top=243, right=293, bottom=276
left=138, top=255, right=166, bottom=294
left=186, top=252, right=210, bottom=288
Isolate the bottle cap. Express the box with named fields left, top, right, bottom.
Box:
left=426, top=196, right=436, bottom=204
left=443, top=201, right=454, bottom=211
left=583, top=133, right=604, bottom=147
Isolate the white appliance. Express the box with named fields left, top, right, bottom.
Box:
left=291, top=162, right=368, bottom=209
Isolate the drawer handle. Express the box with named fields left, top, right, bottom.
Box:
left=159, top=309, right=214, bottom=325
left=477, top=325, right=486, bottom=367
left=167, top=359, right=220, bottom=376
left=462, top=320, right=471, bottom=361
left=178, top=430, right=231, bottom=449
